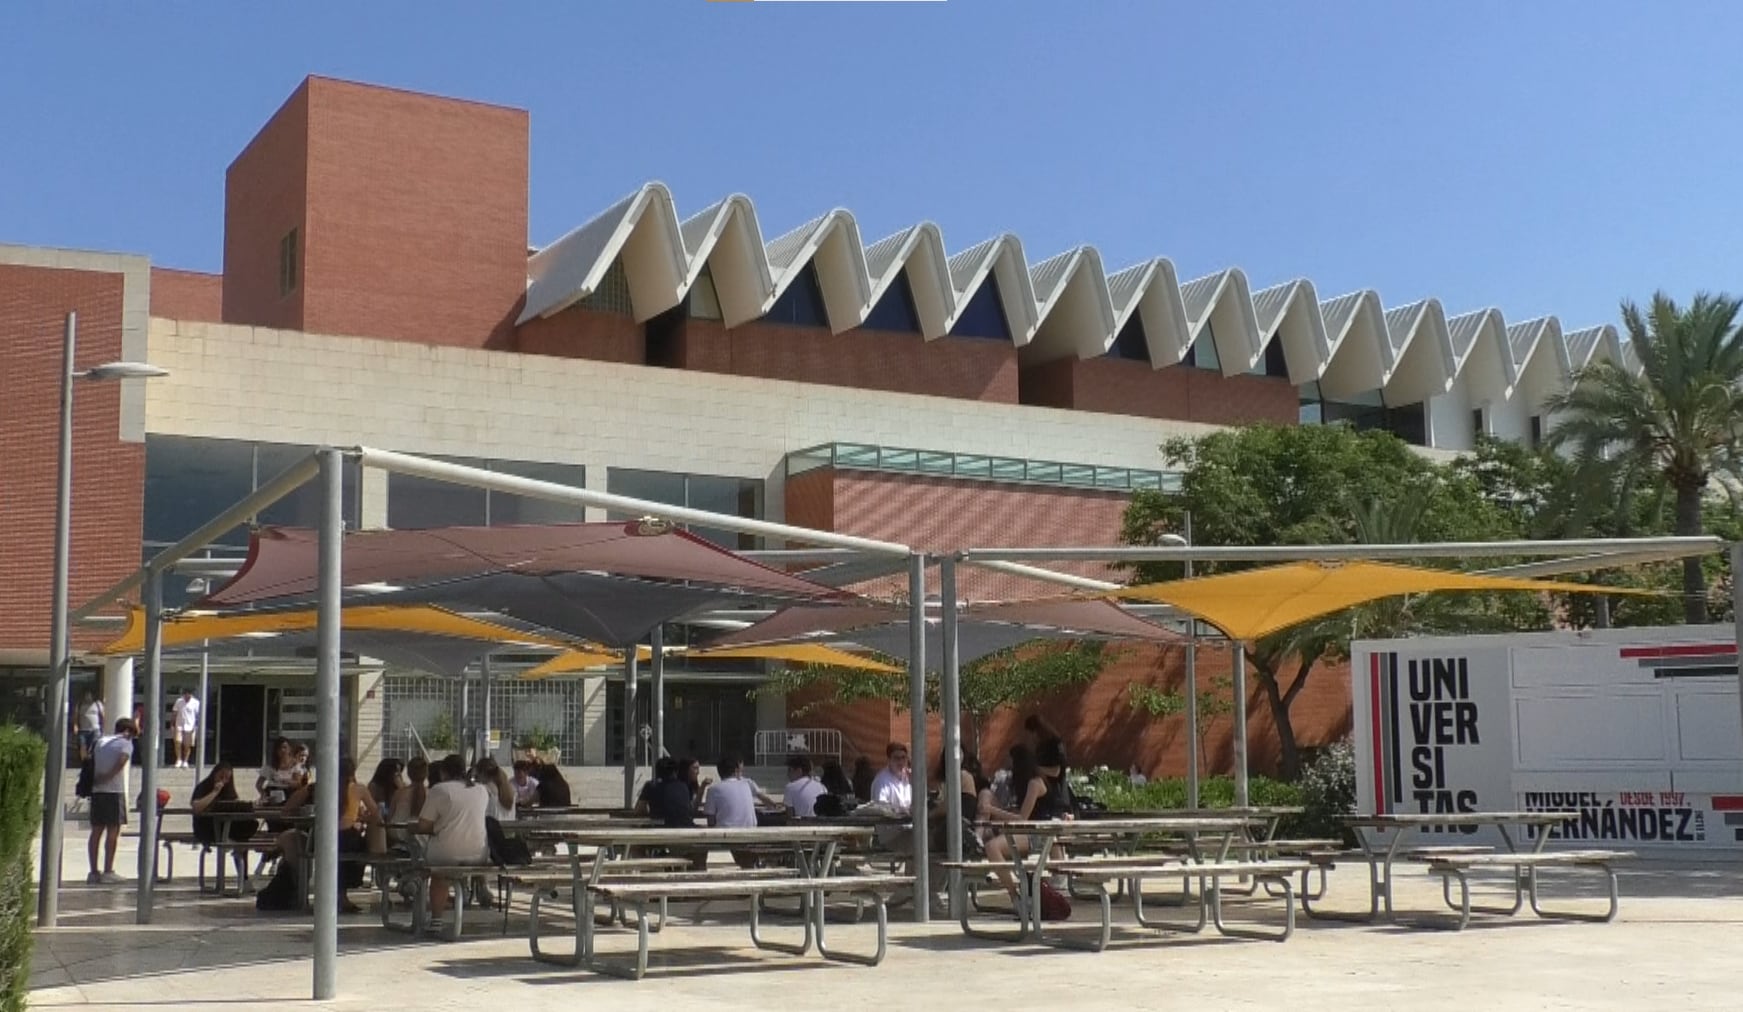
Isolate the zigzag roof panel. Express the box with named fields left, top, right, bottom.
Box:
left=516, top=182, right=1617, bottom=404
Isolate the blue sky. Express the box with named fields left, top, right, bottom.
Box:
left=2, top=1, right=1739, bottom=329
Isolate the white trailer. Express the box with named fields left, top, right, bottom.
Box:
left=1352, top=624, right=1743, bottom=852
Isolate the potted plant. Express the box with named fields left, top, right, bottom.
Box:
left=424, top=712, right=457, bottom=752
left=516, top=727, right=560, bottom=765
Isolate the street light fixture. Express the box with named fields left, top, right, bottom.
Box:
left=37, top=311, right=168, bottom=928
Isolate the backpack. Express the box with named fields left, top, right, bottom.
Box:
left=75, top=758, right=94, bottom=799
left=485, top=816, right=531, bottom=867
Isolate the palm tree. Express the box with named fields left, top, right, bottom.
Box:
left=1544, top=292, right=1743, bottom=623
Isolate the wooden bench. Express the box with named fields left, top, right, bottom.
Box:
left=557, top=874, right=913, bottom=979
left=1420, top=849, right=1633, bottom=930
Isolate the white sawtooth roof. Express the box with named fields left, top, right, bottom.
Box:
left=518, top=182, right=1625, bottom=405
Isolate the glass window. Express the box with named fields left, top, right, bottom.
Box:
left=386, top=455, right=488, bottom=529
left=1262, top=337, right=1289, bottom=378
left=144, top=435, right=254, bottom=550
left=607, top=468, right=764, bottom=550
left=862, top=271, right=922, bottom=333
left=1108, top=316, right=1150, bottom=362
left=764, top=263, right=830, bottom=328
left=1183, top=322, right=1221, bottom=370
left=580, top=259, right=635, bottom=317
left=489, top=460, right=587, bottom=525
left=256, top=442, right=361, bottom=530
left=948, top=276, right=1012, bottom=341
left=689, top=266, right=724, bottom=321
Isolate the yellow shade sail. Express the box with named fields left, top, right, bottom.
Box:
left=101, top=605, right=569, bottom=655
left=520, top=645, right=654, bottom=680
left=1111, top=560, right=1652, bottom=642
left=688, top=642, right=902, bottom=673
left=520, top=642, right=902, bottom=680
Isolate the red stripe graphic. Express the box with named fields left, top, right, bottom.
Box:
left=1620, top=643, right=1736, bottom=659
left=1369, top=653, right=1386, bottom=814
left=1711, top=796, right=1743, bottom=812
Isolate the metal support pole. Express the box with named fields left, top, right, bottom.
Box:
left=135, top=568, right=164, bottom=923
left=939, top=556, right=963, bottom=918
left=650, top=626, right=665, bottom=762
left=312, top=448, right=343, bottom=1001
left=1232, top=641, right=1250, bottom=809
left=195, top=642, right=210, bottom=781
left=907, top=554, right=929, bottom=921
left=1182, top=513, right=1199, bottom=810
left=622, top=645, right=639, bottom=809
left=37, top=312, right=76, bottom=928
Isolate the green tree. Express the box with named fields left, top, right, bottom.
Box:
left=1543, top=292, right=1743, bottom=623
left=754, top=641, right=1113, bottom=757
left=1122, top=423, right=1541, bottom=779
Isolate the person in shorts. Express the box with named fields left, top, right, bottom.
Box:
left=88, top=718, right=137, bottom=884
left=171, top=689, right=201, bottom=769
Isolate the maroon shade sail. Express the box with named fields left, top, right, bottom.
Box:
left=206, top=521, right=847, bottom=606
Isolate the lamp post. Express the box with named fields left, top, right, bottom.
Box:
left=37, top=310, right=169, bottom=928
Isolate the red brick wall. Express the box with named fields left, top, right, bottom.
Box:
left=795, top=469, right=1130, bottom=600
left=676, top=319, right=1019, bottom=403
left=515, top=305, right=644, bottom=363
left=0, top=264, right=145, bottom=651
left=224, top=77, right=529, bottom=348
left=149, top=267, right=223, bottom=322
left=791, top=643, right=1354, bottom=780
left=223, top=81, right=309, bottom=331
left=1020, top=356, right=1298, bottom=425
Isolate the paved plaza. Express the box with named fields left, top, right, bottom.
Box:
left=25, top=829, right=1743, bottom=1011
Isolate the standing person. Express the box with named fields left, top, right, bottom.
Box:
left=171, top=689, right=201, bottom=769
left=782, top=754, right=828, bottom=818
left=87, top=718, right=137, bottom=884
left=76, top=691, right=105, bottom=762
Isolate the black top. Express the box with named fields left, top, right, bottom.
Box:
left=647, top=779, right=696, bottom=828
left=1033, top=774, right=1072, bottom=821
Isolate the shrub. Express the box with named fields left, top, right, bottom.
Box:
left=0, top=726, right=46, bottom=1012
left=1083, top=769, right=1303, bottom=820
left=1294, top=739, right=1358, bottom=843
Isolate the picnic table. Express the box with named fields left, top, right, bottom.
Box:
left=155, top=805, right=315, bottom=896
left=949, top=815, right=1264, bottom=949
left=1304, top=811, right=1627, bottom=928
left=503, top=822, right=890, bottom=977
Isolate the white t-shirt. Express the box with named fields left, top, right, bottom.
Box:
left=703, top=777, right=760, bottom=829
left=173, top=696, right=200, bottom=732
left=420, top=780, right=491, bottom=864
left=512, top=775, right=540, bottom=805
left=869, top=768, right=912, bottom=814
left=92, top=734, right=132, bottom=794
left=784, top=776, right=828, bottom=818
left=78, top=700, right=105, bottom=733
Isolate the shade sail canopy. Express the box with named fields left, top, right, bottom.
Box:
left=705, top=597, right=1182, bottom=669
left=360, top=570, right=764, bottom=647
left=1111, top=560, right=1652, bottom=641
left=520, top=641, right=902, bottom=680
left=101, top=604, right=567, bottom=655
left=206, top=521, right=847, bottom=606
left=688, top=643, right=903, bottom=673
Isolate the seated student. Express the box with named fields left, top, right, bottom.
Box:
left=474, top=757, right=517, bottom=823
left=783, top=754, right=829, bottom=818
left=980, top=742, right=1072, bottom=901
left=367, top=758, right=404, bottom=815
left=532, top=763, right=572, bottom=808
left=191, top=762, right=260, bottom=884
left=388, top=756, right=429, bottom=849
left=510, top=760, right=541, bottom=807
left=259, top=757, right=381, bottom=913
left=701, top=753, right=781, bottom=829
left=635, top=756, right=696, bottom=828
left=417, top=754, right=491, bottom=922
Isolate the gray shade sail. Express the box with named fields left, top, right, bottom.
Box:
left=363, top=571, right=754, bottom=647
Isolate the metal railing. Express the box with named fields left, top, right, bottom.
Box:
left=787, top=441, right=1180, bottom=493
left=754, top=728, right=843, bottom=768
